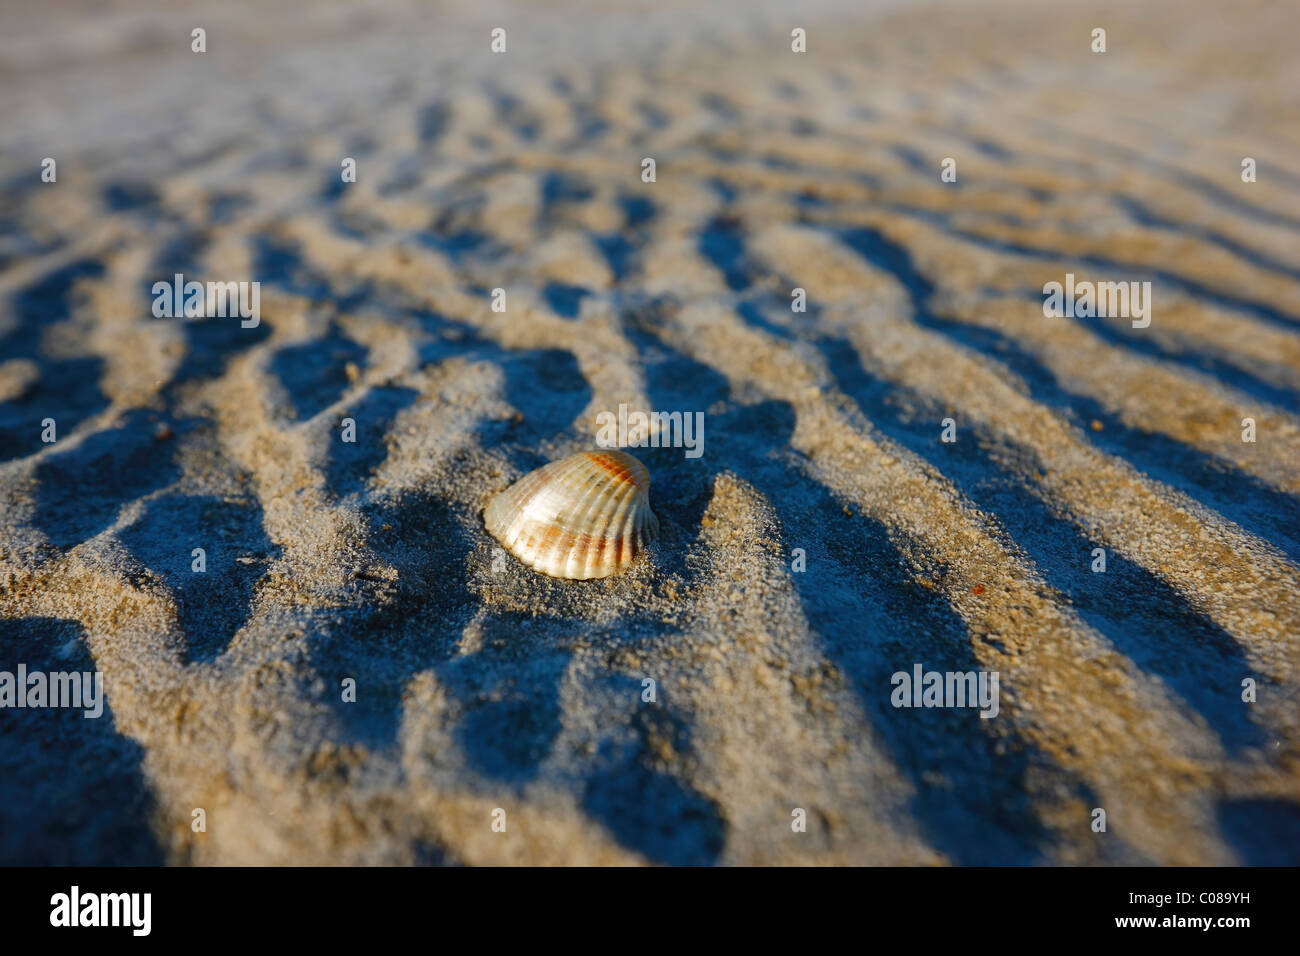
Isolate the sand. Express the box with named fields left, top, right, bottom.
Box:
left=1, top=0, right=1298, bottom=865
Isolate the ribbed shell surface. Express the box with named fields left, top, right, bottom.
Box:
left=483, top=450, right=659, bottom=579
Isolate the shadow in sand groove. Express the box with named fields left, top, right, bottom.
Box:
left=963, top=283, right=1300, bottom=414
left=33, top=409, right=182, bottom=552
left=932, top=312, right=1300, bottom=561
left=819, top=334, right=1269, bottom=754
left=0, top=617, right=164, bottom=864
left=308, top=490, right=479, bottom=750
left=1, top=259, right=109, bottom=462
left=1216, top=797, right=1300, bottom=865
left=626, top=315, right=1088, bottom=863
left=294, top=316, right=732, bottom=863
left=269, top=324, right=369, bottom=422
left=542, top=281, right=591, bottom=319
left=414, top=312, right=593, bottom=451
left=942, top=222, right=1300, bottom=333
left=325, top=385, right=421, bottom=499
left=582, top=702, right=726, bottom=866
left=118, top=493, right=280, bottom=664
left=449, top=619, right=570, bottom=783
left=833, top=226, right=1300, bottom=562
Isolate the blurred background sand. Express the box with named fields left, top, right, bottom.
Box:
left=1, top=0, right=1298, bottom=864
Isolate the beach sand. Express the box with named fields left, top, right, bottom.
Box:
left=1, top=0, right=1298, bottom=865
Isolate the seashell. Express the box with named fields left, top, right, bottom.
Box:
left=484, top=450, right=659, bottom=580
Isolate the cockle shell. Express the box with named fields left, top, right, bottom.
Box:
left=484, top=450, right=659, bottom=580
